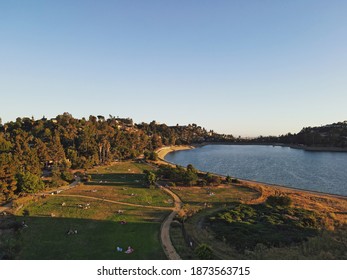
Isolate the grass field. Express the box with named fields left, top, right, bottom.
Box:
left=4, top=160, right=345, bottom=260
left=14, top=196, right=169, bottom=259
left=2, top=161, right=172, bottom=260
left=88, top=161, right=155, bottom=174
left=64, top=162, right=173, bottom=207
left=171, top=185, right=260, bottom=212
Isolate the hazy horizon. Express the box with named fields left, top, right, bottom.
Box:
left=1, top=1, right=346, bottom=137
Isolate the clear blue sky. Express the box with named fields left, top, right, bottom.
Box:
left=1, top=0, right=346, bottom=136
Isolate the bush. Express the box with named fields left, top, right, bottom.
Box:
left=61, top=171, right=74, bottom=183
left=81, top=174, right=92, bottom=182
left=194, top=244, right=214, bottom=260
left=266, top=195, right=292, bottom=207
left=148, top=151, right=158, bottom=161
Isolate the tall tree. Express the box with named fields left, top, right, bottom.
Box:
left=48, top=132, right=66, bottom=164
left=0, top=153, right=17, bottom=200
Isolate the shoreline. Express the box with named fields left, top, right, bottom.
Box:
left=192, top=142, right=347, bottom=152
left=156, top=145, right=195, bottom=163
left=157, top=145, right=347, bottom=200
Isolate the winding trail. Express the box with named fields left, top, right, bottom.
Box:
left=158, top=184, right=183, bottom=260
left=1, top=171, right=184, bottom=260
left=59, top=183, right=184, bottom=259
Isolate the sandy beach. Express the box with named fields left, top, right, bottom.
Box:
left=156, top=145, right=194, bottom=164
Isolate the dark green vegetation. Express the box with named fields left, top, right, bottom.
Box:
left=251, top=121, right=347, bottom=148
left=208, top=202, right=321, bottom=251
left=169, top=221, right=194, bottom=259
left=157, top=164, right=230, bottom=187
left=194, top=244, right=215, bottom=260
left=174, top=197, right=347, bottom=260
left=0, top=113, right=233, bottom=203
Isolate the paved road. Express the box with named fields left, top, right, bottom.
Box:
left=158, top=184, right=182, bottom=260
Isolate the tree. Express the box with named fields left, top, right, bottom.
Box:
left=49, top=132, right=66, bottom=164
left=51, top=164, right=63, bottom=188
left=184, top=170, right=198, bottom=186
left=144, top=150, right=150, bottom=159
left=0, top=134, right=12, bottom=152
left=0, top=153, right=17, bottom=200
left=34, top=138, right=49, bottom=168
left=187, top=164, right=197, bottom=174
left=144, top=170, right=157, bottom=187
left=226, top=175, right=232, bottom=184
left=148, top=151, right=158, bottom=161
left=16, top=171, right=44, bottom=193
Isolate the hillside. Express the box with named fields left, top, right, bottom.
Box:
left=252, top=121, right=347, bottom=148
left=0, top=113, right=233, bottom=202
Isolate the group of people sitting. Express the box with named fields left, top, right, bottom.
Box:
left=116, top=246, right=134, bottom=254
left=66, top=229, right=78, bottom=235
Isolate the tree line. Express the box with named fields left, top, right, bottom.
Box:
left=249, top=121, right=347, bottom=147
left=0, top=113, right=233, bottom=201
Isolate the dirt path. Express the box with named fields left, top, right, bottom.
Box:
left=0, top=201, right=12, bottom=213
left=57, top=194, right=174, bottom=211
left=158, top=184, right=182, bottom=260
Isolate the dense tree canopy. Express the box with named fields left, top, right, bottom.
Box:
left=0, top=113, right=233, bottom=201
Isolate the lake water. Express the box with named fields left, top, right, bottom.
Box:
left=165, top=145, right=347, bottom=196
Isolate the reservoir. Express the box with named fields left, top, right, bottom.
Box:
left=165, top=145, right=347, bottom=196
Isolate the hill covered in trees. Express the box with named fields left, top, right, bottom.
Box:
left=250, top=121, right=347, bottom=148
left=0, top=113, right=233, bottom=201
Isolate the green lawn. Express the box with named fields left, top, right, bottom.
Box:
left=14, top=196, right=169, bottom=259
left=171, top=185, right=259, bottom=210
left=6, top=161, right=172, bottom=260
left=88, top=161, right=155, bottom=175
left=65, top=163, right=173, bottom=207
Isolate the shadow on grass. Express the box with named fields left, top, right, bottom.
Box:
left=86, top=173, right=146, bottom=188
left=4, top=215, right=166, bottom=260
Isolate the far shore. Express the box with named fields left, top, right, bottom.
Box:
left=191, top=142, right=347, bottom=152
left=156, top=145, right=347, bottom=203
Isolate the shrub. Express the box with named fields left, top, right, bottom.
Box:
left=194, top=244, right=214, bottom=260
left=148, top=151, right=158, bottom=161
left=266, top=195, right=292, bottom=207
left=61, top=171, right=74, bottom=183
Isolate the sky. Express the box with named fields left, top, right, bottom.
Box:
left=0, top=0, right=346, bottom=137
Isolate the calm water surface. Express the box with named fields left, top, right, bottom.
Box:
left=165, top=145, right=347, bottom=196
